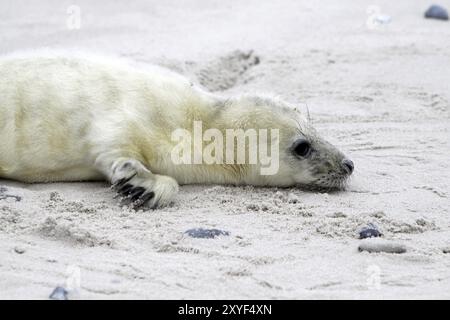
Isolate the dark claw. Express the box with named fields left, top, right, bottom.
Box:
left=118, top=183, right=133, bottom=195
left=112, top=173, right=136, bottom=188
left=133, top=192, right=155, bottom=209
left=112, top=178, right=126, bottom=188
left=129, top=187, right=146, bottom=202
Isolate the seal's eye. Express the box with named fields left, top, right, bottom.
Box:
left=293, top=139, right=311, bottom=158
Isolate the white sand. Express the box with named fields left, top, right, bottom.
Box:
left=1, top=0, right=449, bottom=299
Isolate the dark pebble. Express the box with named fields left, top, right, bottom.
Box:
left=49, top=286, right=68, bottom=300
left=359, top=223, right=382, bottom=239
left=14, top=247, right=26, bottom=254
left=425, top=5, right=449, bottom=20
left=185, top=228, right=230, bottom=239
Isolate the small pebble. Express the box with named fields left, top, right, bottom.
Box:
left=358, top=239, right=406, bottom=254
left=49, top=286, right=68, bottom=300
left=442, top=247, right=450, bottom=254
left=359, top=223, right=382, bottom=239
left=287, top=193, right=299, bottom=204
left=185, top=228, right=230, bottom=239
left=14, top=246, right=26, bottom=254
left=424, top=5, right=449, bottom=21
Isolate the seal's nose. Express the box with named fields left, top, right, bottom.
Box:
left=342, top=159, right=354, bottom=175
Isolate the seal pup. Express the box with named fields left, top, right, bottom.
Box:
left=0, top=52, right=354, bottom=208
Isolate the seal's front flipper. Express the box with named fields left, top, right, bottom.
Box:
left=96, top=156, right=179, bottom=209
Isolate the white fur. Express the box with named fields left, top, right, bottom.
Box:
left=0, top=52, right=335, bottom=207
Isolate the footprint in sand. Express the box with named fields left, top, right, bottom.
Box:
left=195, top=50, right=260, bottom=91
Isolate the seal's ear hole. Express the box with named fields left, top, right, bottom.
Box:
left=292, top=139, right=312, bottom=158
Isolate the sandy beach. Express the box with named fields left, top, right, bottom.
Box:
left=0, top=0, right=449, bottom=299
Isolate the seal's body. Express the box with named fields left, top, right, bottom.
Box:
left=0, top=53, right=354, bottom=208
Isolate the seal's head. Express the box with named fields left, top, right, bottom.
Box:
left=286, top=122, right=354, bottom=190
left=222, top=95, right=354, bottom=189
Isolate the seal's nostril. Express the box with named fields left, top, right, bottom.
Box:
left=342, top=159, right=354, bottom=174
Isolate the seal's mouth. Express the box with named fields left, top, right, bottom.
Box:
left=316, top=174, right=350, bottom=190
left=299, top=156, right=354, bottom=191
left=297, top=175, right=350, bottom=192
